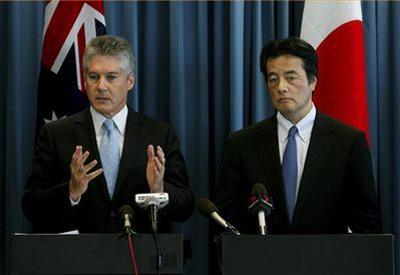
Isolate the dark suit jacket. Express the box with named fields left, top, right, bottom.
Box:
left=22, top=108, right=194, bottom=233
left=216, top=112, right=381, bottom=234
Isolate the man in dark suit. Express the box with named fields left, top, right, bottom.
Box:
left=22, top=35, right=194, bottom=233
left=216, top=37, right=381, bottom=234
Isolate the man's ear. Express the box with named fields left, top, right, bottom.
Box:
left=310, top=76, right=317, bottom=92
left=128, top=73, right=135, bottom=90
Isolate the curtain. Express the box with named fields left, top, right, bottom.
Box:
left=1, top=1, right=399, bottom=274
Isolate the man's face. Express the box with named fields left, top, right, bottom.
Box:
left=85, top=55, right=134, bottom=118
left=265, top=55, right=316, bottom=124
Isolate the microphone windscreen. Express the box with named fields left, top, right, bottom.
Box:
left=251, top=183, right=267, bottom=196
left=119, top=205, right=133, bottom=217
left=196, top=198, right=218, bottom=217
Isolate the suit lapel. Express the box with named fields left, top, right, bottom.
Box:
left=72, top=109, right=111, bottom=201
left=256, top=118, right=289, bottom=223
left=292, top=112, right=334, bottom=223
left=113, top=109, right=145, bottom=199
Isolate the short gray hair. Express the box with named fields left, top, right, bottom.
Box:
left=83, top=35, right=135, bottom=76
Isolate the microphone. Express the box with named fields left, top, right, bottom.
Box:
left=135, top=193, right=169, bottom=272
left=248, top=183, right=273, bottom=235
left=135, top=193, right=169, bottom=233
left=119, top=205, right=134, bottom=235
left=197, top=198, right=240, bottom=236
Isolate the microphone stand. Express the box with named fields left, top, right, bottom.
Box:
left=118, top=212, right=138, bottom=275
left=226, top=222, right=241, bottom=236
left=149, top=204, right=164, bottom=275
left=258, top=210, right=267, bottom=236
left=118, top=213, right=136, bottom=238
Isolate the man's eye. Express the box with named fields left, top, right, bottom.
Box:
left=88, top=74, right=99, bottom=81
left=268, top=77, right=277, bottom=85
left=106, top=75, right=118, bottom=81
left=287, top=75, right=297, bottom=82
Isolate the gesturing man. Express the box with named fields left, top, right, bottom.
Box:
left=22, top=35, right=194, bottom=233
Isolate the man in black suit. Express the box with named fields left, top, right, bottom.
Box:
left=216, top=37, right=381, bottom=234
left=22, top=35, right=194, bottom=233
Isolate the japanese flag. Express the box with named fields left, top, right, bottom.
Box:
left=301, top=1, right=369, bottom=136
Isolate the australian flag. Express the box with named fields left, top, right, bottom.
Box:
left=36, top=0, right=106, bottom=132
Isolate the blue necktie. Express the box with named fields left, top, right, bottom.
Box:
left=100, top=119, right=120, bottom=198
left=282, top=126, right=298, bottom=222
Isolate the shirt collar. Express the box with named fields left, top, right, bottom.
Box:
left=277, top=104, right=316, bottom=143
left=90, top=105, right=128, bottom=136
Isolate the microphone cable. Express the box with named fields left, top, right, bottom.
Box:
left=119, top=205, right=139, bottom=275
left=215, top=234, right=224, bottom=275
left=127, top=232, right=139, bottom=275
left=149, top=205, right=163, bottom=275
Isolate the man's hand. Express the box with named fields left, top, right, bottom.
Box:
left=69, top=146, right=103, bottom=201
left=146, top=145, right=165, bottom=193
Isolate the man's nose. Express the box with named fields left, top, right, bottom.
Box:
left=97, top=76, right=107, bottom=91
left=278, top=79, right=288, bottom=93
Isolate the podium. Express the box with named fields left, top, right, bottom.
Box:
left=11, top=234, right=183, bottom=275
left=218, top=234, right=394, bottom=275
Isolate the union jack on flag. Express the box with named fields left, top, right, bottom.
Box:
left=36, top=0, right=106, bottom=131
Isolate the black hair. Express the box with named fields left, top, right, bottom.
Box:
left=260, top=37, right=318, bottom=83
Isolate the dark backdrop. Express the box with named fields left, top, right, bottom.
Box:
left=1, top=2, right=399, bottom=275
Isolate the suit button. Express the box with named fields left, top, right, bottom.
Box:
left=110, top=211, right=116, bottom=218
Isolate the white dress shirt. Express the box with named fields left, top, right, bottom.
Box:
left=277, top=104, right=316, bottom=202
left=90, top=105, right=128, bottom=156
left=70, top=106, right=128, bottom=205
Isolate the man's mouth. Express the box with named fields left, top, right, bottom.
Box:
left=278, top=97, right=292, bottom=102
left=96, top=97, right=110, bottom=102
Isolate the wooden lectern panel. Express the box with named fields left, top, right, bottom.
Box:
left=12, top=234, right=183, bottom=275
left=219, top=234, right=394, bottom=275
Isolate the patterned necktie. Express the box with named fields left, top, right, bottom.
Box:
left=282, top=126, right=298, bottom=222
left=100, top=119, right=120, bottom=198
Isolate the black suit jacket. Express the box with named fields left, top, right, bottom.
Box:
left=216, top=112, right=381, bottom=234
left=22, top=108, right=194, bottom=233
